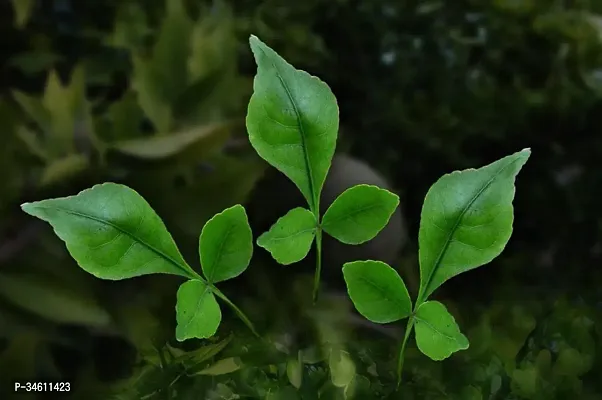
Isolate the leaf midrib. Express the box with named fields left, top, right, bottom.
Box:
left=32, top=205, right=193, bottom=278
left=420, top=158, right=520, bottom=301
left=181, top=282, right=213, bottom=333
left=205, top=225, right=233, bottom=282
left=258, top=45, right=317, bottom=211
left=322, top=202, right=387, bottom=227
left=263, top=227, right=316, bottom=243
left=414, top=315, right=458, bottom=342
left=354, top=274, right=409, bottom=320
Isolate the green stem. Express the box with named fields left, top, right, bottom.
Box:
left=312, top=226, right=323, bottom=304
left=212, top=286, right=259, bottom=337
left=396, top=316, right=416, bottom=389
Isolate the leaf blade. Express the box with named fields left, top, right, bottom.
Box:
left=175, top=280, right=221, bottom=341
left=246, top=35, right=339, bottom=211
left=321, top=184, right=400, bottom=244
left=193, top=357, right=242, bottom=376
left=418, top=148, right=531, bottom=301
left=109, top=123, right=232, bottom=160
left=21, top=183, right=196, bottom=280
left=414, top=300, right=469, bottom=360
left=0, top=272, right=111, bottom=328
left=342, top=260, right=412, bottom=324
left=200, top=204, right=253, bottom=283
left=257, top=207, right=316, bottom=265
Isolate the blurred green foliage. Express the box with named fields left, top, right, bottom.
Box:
left=0, top=0, right=601, bottom=398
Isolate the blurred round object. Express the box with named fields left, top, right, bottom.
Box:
left=249, top=154, right=407, bottom=283
left=319, top=155, right=406, bottom=276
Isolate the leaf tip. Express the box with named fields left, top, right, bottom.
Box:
left=248, top=34, right=264, bottom=52
left=256, top=232, right=268, bottom=249
left=518, top=147, right=531, bottom=158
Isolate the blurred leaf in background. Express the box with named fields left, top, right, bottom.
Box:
left=1, top=0, right=602, bottom=398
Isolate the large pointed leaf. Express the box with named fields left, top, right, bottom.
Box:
left=257, top=207, right=316, bottom=265
left=199, top=204, right=253, bottom=283
left=246, top=35, right=339, bottom=211
left=20, top=183, right=197, bottom=280
left=175, top=280, right=221, bottom=341
left=414, top=301, right=469, bottom=360
left=418, top=149, right=530, bottom=301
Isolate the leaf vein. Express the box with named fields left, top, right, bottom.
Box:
left=257, top=45, right=318, bottom=210
left=30, top=205, right=192, bottom=278
left=421, top=158, right=520, bottom=299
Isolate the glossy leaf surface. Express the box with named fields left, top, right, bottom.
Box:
left=175, top=280, right=221, bottom=341
left=418, top=149, right=530, bottom=301
left=200, top=204, right=253, bottom=283
left=414, top=301, right=469, bottom=360
left=321, top=184, right=399, bottom=245
left=21, top=183, right=196, bottom=280
left=246, top=35, right=339, bottom=211
left=257, top=207, right=316, bottom=265
left=342, top=260, right=412, bottom=323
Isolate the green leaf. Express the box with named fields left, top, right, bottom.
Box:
left=132, top=56, right=173, bottom=133
left=344, top=375, right=371, bottom=399
left=175, top=280, right=221, bottom=341
left=109, top=2, right=149, bottom=50
left=10, top=0, right=34, bottom=28
left=459, top=386, right=483, bottom=400
left=246, top=35, right=339, bottom=211
left=257, top=207, right=316, bottom=265
left=193, top=357, right=242, bottom=376
left=286, top=352, right=303, bottom=389
left=511, top=365, right=539, bottom=397
left=200, top=204, right=253, bottom=283
left=99, top=91, right=144, bottom=141
left=321, top=184, right=400, bottom=244
left=109, top=122, right=232, bottom=160
left=151, top=0, right=193, bottom=102
left=553, top=347, right=590, bottom=377
left=414, top=301, right=469, bottom=360
left=342, top=260, right=412, bottom=324
left=418, top=148, right=531, bottom=301
left=174, top=335, right=233, bottom=368
left=43, top=69, right=77, bottom=155
left=12, top=90, right=50, bottom=133
left=17, top=127, right=49, bottom=161
left=329, top=349, right=356, bottom=388
left=20, top=183, right=197, bottom=280
left=0, top=272, right=111, bottom=328
left=39, top=154, right=89, bottom=187
left=8, top=51, right=61, bottom=75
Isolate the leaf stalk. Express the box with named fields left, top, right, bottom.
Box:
left=211, top=286, right=259, bottom=337
left=312, top=225, right=323, bottom=304
left=396, top=315, right=416, bottom=389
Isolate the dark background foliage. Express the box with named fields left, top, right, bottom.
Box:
left=0, top=0, right=600, bottom=399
